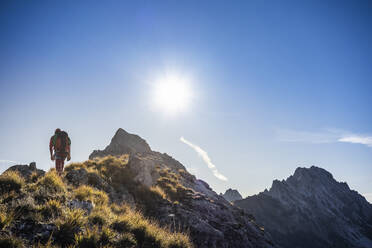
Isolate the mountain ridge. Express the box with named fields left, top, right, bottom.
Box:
left=235, top=166, right=372, bottom=248
left=0, top=128, right=274, bottom=248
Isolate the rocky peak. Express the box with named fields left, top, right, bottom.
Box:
left=292, top=166, right=333, bottom=182
left=85, top=128, right=275, bottom=247
left=235, top=166, right=372, bottom=248
left=220, top=188, right=243, bottom=202
left=89, top=128, right=152, bottom=159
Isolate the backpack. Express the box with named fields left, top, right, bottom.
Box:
left=54, top=131, right=70, bottom=153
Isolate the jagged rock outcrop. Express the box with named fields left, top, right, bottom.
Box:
left=88, top=128, right=275, bottom=248
left=5, top=162, right=45, bottom=180
left=220, top=188, right=243, bottom=202
left=235, top=166, right=372, bottom=248
left=89, top=128, right=151, bottom=159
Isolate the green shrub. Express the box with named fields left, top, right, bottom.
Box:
left=0, top=171, right=25, bottom=194
left=36, top=171, right=65, bottom=193
left=74, top=185, right=108, bottom=206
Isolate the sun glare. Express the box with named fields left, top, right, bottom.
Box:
left=153, top=74, right=193, bottom=115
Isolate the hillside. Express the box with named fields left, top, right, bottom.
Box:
left=0, top=128, right=274, bottom=248
left=235, top=166, right=372, bottom=248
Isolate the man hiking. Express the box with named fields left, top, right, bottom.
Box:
left=50, top=128, right=71, bottom=176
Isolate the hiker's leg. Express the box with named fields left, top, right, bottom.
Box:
left=55, top=159, right=59, bottom=173
left=60, top=158, right=65, bottom=173
left=56, top=159, right=63, bottom=175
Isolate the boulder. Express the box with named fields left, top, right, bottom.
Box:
left=5, top=162, right=45, bottom=180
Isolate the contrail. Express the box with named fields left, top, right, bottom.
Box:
left=180, top=137, right=228, bottom=181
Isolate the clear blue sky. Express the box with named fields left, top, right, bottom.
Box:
left=1, top=0, right=371, bottom=201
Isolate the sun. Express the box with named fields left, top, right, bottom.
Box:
left=152, top=73, right=193, bottom=115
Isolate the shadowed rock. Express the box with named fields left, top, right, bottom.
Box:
left=220, top=188, right=243, bottom=202
left=235, top=166, right=372, bottom=248
left=5, top=162, right=45, bottom=180
left=89, top=128, right=151, bottom=159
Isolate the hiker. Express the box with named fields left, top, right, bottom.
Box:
left=49, top=128, right=71, bottom=175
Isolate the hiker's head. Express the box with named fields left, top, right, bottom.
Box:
left=55, top=128, right=61, bottom=134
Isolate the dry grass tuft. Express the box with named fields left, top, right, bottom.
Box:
left=0, top=211, right=14, bottom=230
left=36, top=170, right=65, bottom=193
left=74, top=185, right=109, bottom=206
left=53, top=208, right=86, bottom=246
left=0, top=171, right=25, bottom=194
left=39, top=199, right=62, bottom=219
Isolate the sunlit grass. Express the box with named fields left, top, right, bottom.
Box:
left=36, top=170, right=65, bottom=193
left=0, top=170, right=25, bottom=194
left=74, top=185, right=109, bottom=206
left=0, top=155, right=193, bottom=248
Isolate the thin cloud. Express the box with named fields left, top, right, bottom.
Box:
left=180, top=137, right=228, bottom=181
left=276, top=128, right=372, bottom=148
left=338, top=136, right=372, bottom=147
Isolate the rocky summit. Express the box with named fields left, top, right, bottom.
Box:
left=89, top=128, right=152, bottom=159
left=220, top=188, right=243, bottom=202
left=235, top=166, right=372, bottom=248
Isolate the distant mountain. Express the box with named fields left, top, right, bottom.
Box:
left=220, top=188, right=243, bottom=202
left=235, top=166, right=372, bottom=248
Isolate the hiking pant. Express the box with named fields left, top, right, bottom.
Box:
left=55, top=153, right=67, bottom=174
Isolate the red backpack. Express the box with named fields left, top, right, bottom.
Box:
left=54, top=131, right=70, bottom=153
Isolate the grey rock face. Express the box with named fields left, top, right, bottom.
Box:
left=220, top=188, right=243, bottom=202
left=126, top=152, right=274, bottom=248
left=88, top=128, right=275, bottom=248
left=235, top=166, right=372, bottom=248
left=89, top=128, right=151, bottom=159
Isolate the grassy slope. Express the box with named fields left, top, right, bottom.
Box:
left=0, top=156, right=192, bottom=248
